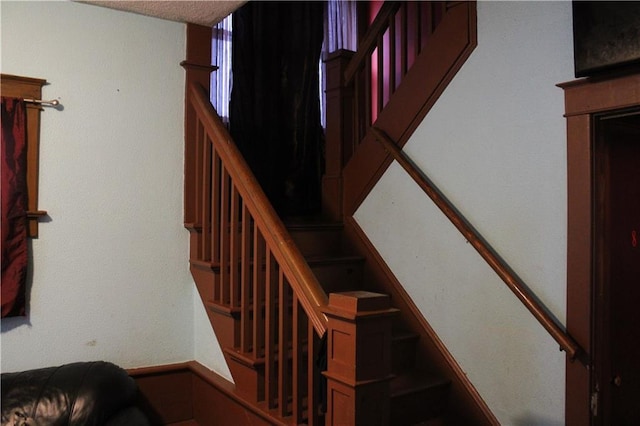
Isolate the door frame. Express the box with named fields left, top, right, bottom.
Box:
left=559, top=71, right=640, bottom=426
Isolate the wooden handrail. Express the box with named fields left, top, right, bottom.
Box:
left=371, top=126, right=586, bottom=364
left=189, top=83, right=329, bottom=336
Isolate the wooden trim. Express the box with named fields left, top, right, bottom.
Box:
left=128, top=362, right=194, bottom=424
left=183, top=24, right=214, bottom=226
left=128, top=361, right=192, bottom=377
left=1, top=73, right=49, bottom=237
left=343, top=216, right=499, bottom=425
left=560, top=71, right=640, bottom=426
left=324, top=50, right=356, bottom=220
left=558, top=73, right=640, bottom=117
left=188, top=362, right=287, bottom=426
left=189, top=83, right=329, bottom=336
left=129, top=362, right=290, bottom=426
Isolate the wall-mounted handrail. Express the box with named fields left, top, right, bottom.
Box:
left=189, top=82, right=329, bottom=336
left=371, top=126, right=586, bottom=364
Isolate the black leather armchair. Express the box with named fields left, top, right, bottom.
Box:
left=1, top=361, right=149, bottom=426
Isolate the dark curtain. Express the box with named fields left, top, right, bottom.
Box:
left=229, top=1, right=325, bottom=217
left=1, top=97, right=28, bottom=318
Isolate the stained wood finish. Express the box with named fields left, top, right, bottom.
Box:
left=128, top=363, right=194, bottom=424
left=0, top=73, right=49, bottom=237
left=129, top=362, right=288, bottom=426
left=323, top=50, right=355, bottom=221
left=596, top=116, right=640, bottom=424
left=182, top=2, right=492, bottom=423
left=181, top=24, right=214, bottom=228
left=322, top=292, right=397, bottom=425
left=188, top=84, right=328, bottom=333
left=559, top=71, right=640, bottom=426
left=186, top=81, right=330, bottom=422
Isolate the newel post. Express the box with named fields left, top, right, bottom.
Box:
left=322, top=291, right=398, bottom=425
left=323, top=50, right=355, bottom=221
left=181, top=24, right=217, bottom=225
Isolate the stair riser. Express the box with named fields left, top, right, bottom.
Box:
left=392, top=336, right=419, bottom=374
left=391, top=385, right=449, bottom=425
left=310, top=262, right=363, bottom=294
left=288, top=228, right=344, bottom=257
left=226, top=357, right=265, bottom=403
left=226, top=351, right=312, bottom=409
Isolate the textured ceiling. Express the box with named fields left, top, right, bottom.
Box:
left=80, top=1, right=246, bottom=27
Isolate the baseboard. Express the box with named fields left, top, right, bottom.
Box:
left=128, top=362, right=194, bottom=425
left=128, top=361, right=287, bottom=426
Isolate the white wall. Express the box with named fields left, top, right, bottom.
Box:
left=355, top=2, right=573, bottom=424
left=0, top=1, right=202, bottom=372
left=193, top=292, right=233, bottom=381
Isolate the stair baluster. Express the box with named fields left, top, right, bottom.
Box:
left=187, top=81, right=330, bottom=423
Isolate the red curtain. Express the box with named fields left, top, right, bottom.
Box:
left=1, top=97, right=28, bottom=318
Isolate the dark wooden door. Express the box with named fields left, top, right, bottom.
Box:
left=595, top=111, right=640, bottom=425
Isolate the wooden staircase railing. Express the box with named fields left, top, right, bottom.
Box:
left=344, top=1, right=447, bottom=153
left=181, top=1, right=486, bottom=422
left=371, top=126, right=587, bottom=365
left=186, top=80, right=401, bottom=424
left=186, top=81, right=328, bottom=423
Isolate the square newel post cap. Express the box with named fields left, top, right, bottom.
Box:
left=323, top=291, right=399, bottom=319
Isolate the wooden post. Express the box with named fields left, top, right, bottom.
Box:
left=322, top=291, right=398, bottom=425
left=181, top=24, right=217, bottom=226
left=323, top=50, right=355, bottom=221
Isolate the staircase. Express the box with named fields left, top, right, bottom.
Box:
left=286, top=217, right=452, bottom=425
left=182, top=2, right=491, bottom=424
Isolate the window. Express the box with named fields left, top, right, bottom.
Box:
left=210, top=1, right=358, bottom=129
left=211, top=14, right=232, bottom=125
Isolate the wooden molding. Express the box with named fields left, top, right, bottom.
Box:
left=560, top=71, right=640, bottom=426
left=128, top=362, right=194, bottom=424
left=558, top=73, right=640, bottom=117
left=183, top=24, right=213, bottom=226
left=129, top=361, right=291, bottom=426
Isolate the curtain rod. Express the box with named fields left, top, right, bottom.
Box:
left=24, top=98, right=59, bottom=107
